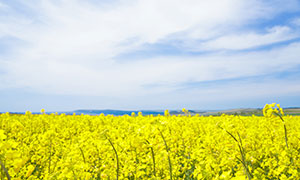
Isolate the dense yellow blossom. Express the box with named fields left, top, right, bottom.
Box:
left=0, top=104, right=299, bottom=179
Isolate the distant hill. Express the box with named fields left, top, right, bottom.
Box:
left=2, top=107, right=300, bottom=116
left=195, top=107, right=300, bottom=116
left=74, top=109, right=164, bottom=116
left=73, top=109, right=209, bottom=116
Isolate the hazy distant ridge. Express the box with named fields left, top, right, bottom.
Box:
left=74, top=109, right=164, bottom=115
left=2, top=107, right=300, bottom=116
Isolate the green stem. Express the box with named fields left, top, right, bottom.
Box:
left=106, top=136, right=119, bottom=180
left=218, top=126, right=252, bottom=180
left=49, top=139, right=52, bottom=174
left=283, top=124, right=289, bottom=149
left=159, top=130, right=172, bottom=180
left=79, top=147, right=86, bottom=163
left=145, top=140, right=156, bottom=176
left=0, top=159, right=10, bottom=180
left=274, top=112, right=289, bottom=149
left=150, top=146, right=156, bottom=176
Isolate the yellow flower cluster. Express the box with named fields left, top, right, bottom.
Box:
left=0, top=105, right=300, bottom=179
left=263, top=103, right=284, bottom=117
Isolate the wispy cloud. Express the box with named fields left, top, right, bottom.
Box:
left=291, top=16, right=300, bottom=26
left=0, top=0, right=300, bottom=110
left=199, top=26, right=298, bottom=50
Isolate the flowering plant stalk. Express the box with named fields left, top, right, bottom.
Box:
left=263, top=103, right=288, bottom=149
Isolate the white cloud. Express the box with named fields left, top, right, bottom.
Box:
left=3, top=42, right=300, bottom=97
left=1, top=0, right=248, bottom=57
left=0, top=2, right=6, bottom=8
left=2, top=0, right=298, bottom=56
left=0, top=0, right=300, bottom=100
left=199, top=26, right=298, bottom=50
left=291, top=17, right=300, bottom=26
left=150, top=79, right=300, bottom=105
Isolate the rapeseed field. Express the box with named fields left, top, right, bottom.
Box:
left=0, top=104, right=299, bottom=179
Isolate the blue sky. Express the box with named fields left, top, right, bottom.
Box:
left=1, top=0, right=300, bottom=112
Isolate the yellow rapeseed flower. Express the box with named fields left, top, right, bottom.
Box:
left=0, top=103, right=298, bottom=179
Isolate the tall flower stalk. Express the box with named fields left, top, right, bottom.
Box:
left=263, top=103, right=288, bottom=149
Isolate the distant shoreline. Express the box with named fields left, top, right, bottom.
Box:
left=1, top=107, right=300, bottom=116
